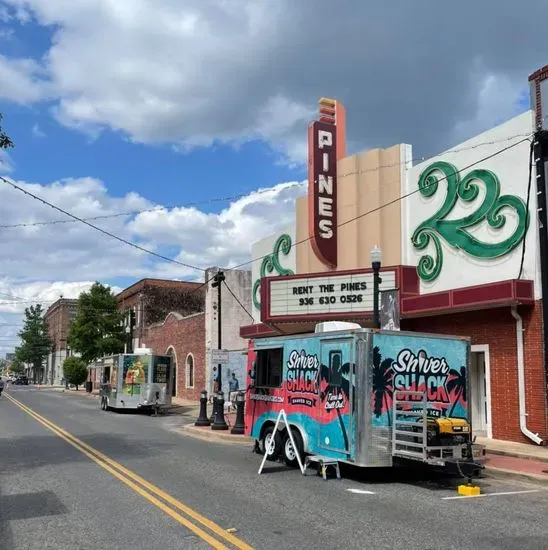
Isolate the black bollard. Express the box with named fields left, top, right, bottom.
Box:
left=211, top=391, right=229, bottom=430
left=209, top=394, right=218, bottom=423
left=230, top=391, right=246, bottom=435
left=195, top=390, right=211, bottom=426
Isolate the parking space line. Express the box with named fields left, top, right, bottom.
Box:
left=442, top=489, right=541, bottom=500
left=346, top=488, right=376, bottom=494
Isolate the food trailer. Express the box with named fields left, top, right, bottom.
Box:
left=245, top=325, right=485, bottom=476
left=92, top=348, right=173, bottom=413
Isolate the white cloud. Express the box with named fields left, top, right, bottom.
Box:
left=0, top=171, right=304, bottom=352
left=0, top=53, right=50, bottom=103
left=2, top=0, right=546, bottom=163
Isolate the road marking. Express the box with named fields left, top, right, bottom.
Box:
left=5, top=393, right=252, bottom=550
left=442, top=489, right=541, bottom=500
left=346, top=488, right=376, bottom=494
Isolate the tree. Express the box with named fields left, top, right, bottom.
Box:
left=15, top=304, right=52, bottom=383
left=68, top=282, right=125, bottom=364
left=63, top=356, right=88, bottom=390
left=10, top=357, right=25, bottom=375
left=0, top=113, right=14, bottom=149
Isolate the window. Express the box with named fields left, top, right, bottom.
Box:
left=255, top=348, right=283, bottom=388
left=186, top=354, right=194, bottom=388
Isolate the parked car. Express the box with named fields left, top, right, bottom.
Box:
left=13, top=376, right=29, bottom=385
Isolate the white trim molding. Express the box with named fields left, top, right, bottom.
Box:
left=471, top=344, right=492, bottom=439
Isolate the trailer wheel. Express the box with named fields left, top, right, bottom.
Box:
left=260, top=426, right=282, bottom=461
left=283, top=429, right=304, bottom=468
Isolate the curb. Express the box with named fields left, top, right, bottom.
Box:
left=179, top=424, right=253, bottom=446
left=486, top=449, right=548, bottom=465
left=482, top=467, right=548, bottom=487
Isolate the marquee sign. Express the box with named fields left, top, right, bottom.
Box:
left=261, top=269, right=397, bottom=323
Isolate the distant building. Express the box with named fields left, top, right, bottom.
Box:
left=45, top=298, right=79, bottom=385
left=116, top=278, right=204, bottom=352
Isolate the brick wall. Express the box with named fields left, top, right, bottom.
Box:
left=145, top=312, right=206, bottom=401
left=403, top=302, right=548, bottom=444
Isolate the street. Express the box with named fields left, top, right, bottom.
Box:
left=1, top=387, right=547, bottom=550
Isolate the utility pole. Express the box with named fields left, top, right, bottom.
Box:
left=211, top=270, right=225, bottom=391
left=534, top=129, right=548, bottom=403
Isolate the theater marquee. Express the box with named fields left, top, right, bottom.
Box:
left=261, top=269, right=397, bottom=323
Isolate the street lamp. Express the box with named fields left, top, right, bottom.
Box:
left=370, top=245, right=382, bottom=329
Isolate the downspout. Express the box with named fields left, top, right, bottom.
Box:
left=511, top=306, right=545, bottom=445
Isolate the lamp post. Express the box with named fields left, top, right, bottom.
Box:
left=370, top=245, right=382, bottom=329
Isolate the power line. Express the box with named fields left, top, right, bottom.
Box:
left=227, top=135, right=532, bottom=272
left=0, top=175, right=206, bottom=273
left=0, top=183, right=304, bottom=229
left=222, top=279, right=253, bottom=321
left=0, top=132, right=529, bottom=231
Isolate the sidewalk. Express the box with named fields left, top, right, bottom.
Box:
left=477, top=436, right=548, bottom=485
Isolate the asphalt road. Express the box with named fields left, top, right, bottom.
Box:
left=1, top=387, right=547, bottom=550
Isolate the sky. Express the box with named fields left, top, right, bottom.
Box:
left=0, top=0, right=547, bottom=355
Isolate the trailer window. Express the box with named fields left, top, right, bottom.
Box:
left=328, top=350, right=343, bottom=387
left=256, top=348, right=283, bottom=388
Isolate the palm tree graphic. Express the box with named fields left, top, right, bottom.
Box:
left=446, top=365, right=467, bottom=417
left=320, top=354, right=353, bottom=452
left=372, top=346, right=394, bottom=426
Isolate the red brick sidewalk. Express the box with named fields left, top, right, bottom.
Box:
left=485, top=454, right=548, bottom=484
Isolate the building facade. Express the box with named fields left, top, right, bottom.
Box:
left=145, top=312, right=206, bottom=401
left=205, top=267, right=252, bottom=397
left=116, top=278, right=203, bottom=352
left=45, top=298, right=78, bottom=385
left=241, top=96, right=548, bottom=446
left=119, top=269, right=252, bottom=400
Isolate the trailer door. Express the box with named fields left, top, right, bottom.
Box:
left=317, top=339, right=353, bottom=456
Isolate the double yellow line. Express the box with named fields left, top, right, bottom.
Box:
left=5, top=393, right=253, bottom=550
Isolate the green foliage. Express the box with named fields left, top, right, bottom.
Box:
left=63, top=356, right=88, bottom=389
left=142, top=285, right=204, bottom=324
left=15, top=304, right=52, bottom=369
left=10, top=357, right=25, bottom=374
left=0, top=113, right=14, bottom=149
left=68, top=282, right=125, bottom=363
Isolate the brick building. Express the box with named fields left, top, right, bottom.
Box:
left=45, top=298, right=78, bottom=385
left=145, top=312, right=205, bottom=400
left=240, top=97, right=548, bottom=446
left=124, top=268, right=253, bottom=401
left=116, top=278, right=203, bottom=352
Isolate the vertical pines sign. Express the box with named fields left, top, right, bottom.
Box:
left=308, top=118, right=338, bottom=267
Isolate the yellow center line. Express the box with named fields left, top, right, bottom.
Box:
left=5, top=392, right=253, bottom=550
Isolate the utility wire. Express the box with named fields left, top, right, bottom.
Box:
left=222, top=279, right=254, bottom=321
left=0, top=174, right=206, bottom=273
left=227, top=136, right=532, bottom=272
left=0, top=132, right=530, bottom=231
